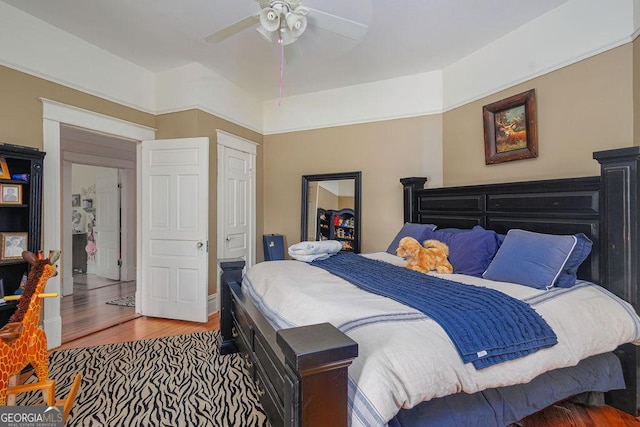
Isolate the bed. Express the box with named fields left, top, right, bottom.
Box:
left=218, top=146, right=640, bottom=427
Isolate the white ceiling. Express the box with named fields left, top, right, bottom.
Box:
left=2, top=0, right=568, bottom=101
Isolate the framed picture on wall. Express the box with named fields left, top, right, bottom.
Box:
left=483, top=89, right=538, bottom=165
left=0, top=183, right=22, bottom=205
left=72, top=194, right=81, bottom=207
left=0, top=232, right=28, bottom=261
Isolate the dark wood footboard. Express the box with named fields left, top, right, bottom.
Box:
left=218, top=259, right=358, bottom=427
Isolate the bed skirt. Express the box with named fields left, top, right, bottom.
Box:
left=389, top=351, right=624, bottom=427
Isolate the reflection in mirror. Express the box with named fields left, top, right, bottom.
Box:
left=301, top=172, right=361, bottom=253
left=306, top=180, right=355, bottom=240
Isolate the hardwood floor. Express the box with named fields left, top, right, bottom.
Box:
left=55, top=313, right=219, bottom=351
left=519, top=401, right=640, bottom=426
left=61, top=277, right=139, bottom=343
left=72, top=273, right=122, bottom=290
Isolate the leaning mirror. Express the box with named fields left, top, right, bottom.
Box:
left=301, top=171, right=361, bottom=253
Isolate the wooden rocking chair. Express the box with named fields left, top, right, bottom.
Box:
left=0, top=250, right=81, bottom=422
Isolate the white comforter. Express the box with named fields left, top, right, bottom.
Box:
left=242, top=252, right=640, bottom=426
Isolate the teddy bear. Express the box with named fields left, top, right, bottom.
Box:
left=396, top=237, right=453, bottom=274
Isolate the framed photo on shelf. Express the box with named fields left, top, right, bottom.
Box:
left=0, top=158, right=10, bottom=179
left=0, top=183, right=22, bottom=205
left=0, top=232, right=28, bottom=261
left=71, top=194, right=81, bottom=207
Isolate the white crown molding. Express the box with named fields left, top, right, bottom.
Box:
left=261, top=109, right=443, bottom=135
left=261, top=70, right=444, bottom=135
left=0, top=57, right=157, bottom=116
left=442, top=35, right=633, bottom=113
left=155, top=63, right=263, bottom=134
left=155, top=103, right=263, bottom=135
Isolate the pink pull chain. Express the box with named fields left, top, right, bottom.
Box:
left=278, top=35, right=284, bottom=106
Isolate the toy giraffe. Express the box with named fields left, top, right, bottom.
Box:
left=0, top=250, right=59, bottom=405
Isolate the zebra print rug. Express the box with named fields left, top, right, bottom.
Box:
left=18, top=331, right=269, bottom=426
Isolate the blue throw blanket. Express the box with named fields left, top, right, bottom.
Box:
left=312, top=253, right=557, bottom=369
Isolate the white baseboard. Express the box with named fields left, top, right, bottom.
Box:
left=207, top=293, right=218, bottom=317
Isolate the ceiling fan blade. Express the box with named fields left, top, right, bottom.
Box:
left=284, top=42, right=303, bottom=65
left=306, top=8, right=368, bottom=41
left=205, top=14, right=259, bottom=43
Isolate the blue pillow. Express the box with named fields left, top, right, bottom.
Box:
left=437, top=226, right=482, bottom=234
left=482, top=230, right=592, bottom=289
left=421, top=227, right=501, bottom=277
left=437, top=228, right=470, bottom=234
left=554, top=233, right=592, bottom=288
left=386, top=223, right=437, bottom=254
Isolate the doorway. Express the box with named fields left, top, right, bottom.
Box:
left=216, top=130, right=258, bottom=302
left=63, top=163, right=138, bottom=342
left=61, top=128, right=140, bottom=343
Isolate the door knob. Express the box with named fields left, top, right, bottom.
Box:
left=197, top=242, right=203, bottom=248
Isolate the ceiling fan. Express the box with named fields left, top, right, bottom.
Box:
left=204, top=0, right=368, bottom=62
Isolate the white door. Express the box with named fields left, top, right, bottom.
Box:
left=139, top=137, right=209, bottom=322
left=94, top=167, right=121, bottom=280
left=219, top=146, right=252, bottom=262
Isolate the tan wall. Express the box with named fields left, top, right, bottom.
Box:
left=318, top=187, right=338, bottom=211
left=339, top=196, right=355, bottom=210
left=155, top=110, right=263, bottom=294
left=443, top=44, right=634, bottom=186
left=263, top=115, right=443, bottom=253
left=0, top=65, right=154, bottom=149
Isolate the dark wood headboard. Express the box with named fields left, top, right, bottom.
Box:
left=401, top=175, right=600, bottom=283
left=401, top=146, right=640, bottom=416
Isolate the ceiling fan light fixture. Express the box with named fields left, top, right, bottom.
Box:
left=286, top=12, right=307, bottom=37
left=256, top=1, right=311, bottom=44
left=278, top=27, right=297, bottom=46
left=205, top=0, right=369, bottom=48
left=259, top=7, right=280, bottom=31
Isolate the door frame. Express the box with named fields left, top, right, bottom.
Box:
left=216, top=130, right=257, bottom=305
left=41, top=98, right=155, bottom=349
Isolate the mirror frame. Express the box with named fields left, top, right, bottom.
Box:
left=301, top=171, right=362, bottom=253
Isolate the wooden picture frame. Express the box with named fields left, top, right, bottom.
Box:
left=0, top=232, right=28, bottom=261
left=0, top=183, right=22, bottom=205
left=71, top=194, right=81, bottom=207
left=483, top=89, right=538, bottom=165
left=0, top=158, right=10, bottom=179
